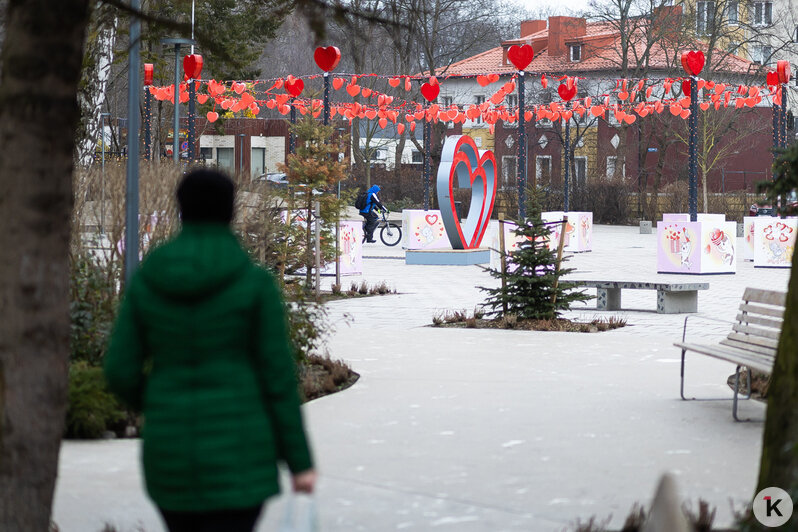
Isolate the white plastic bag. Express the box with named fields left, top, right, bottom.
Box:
left=278, top=494, right=319, bottom=532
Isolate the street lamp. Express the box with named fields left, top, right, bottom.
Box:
left=100, top=112, right=110, bottom=235
left=161, top=37, right=195, bottom=164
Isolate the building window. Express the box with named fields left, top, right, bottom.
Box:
left=606, top=156, right=625, bottom=179
left=570, top=45, right=582, bottom=62
left=216, top=147, right=235, bottom=173
left=501, top=156, right=517, bottom=190
left=505, top=94, right=519, bottom=128
left=753, top=1, right=772, bottom=25
left=573, top=156, right=587, bottom=187
left=725, top=1, right=738, bottom=25
left=251, top=147, right=265, bottom=179
left=752, top=44, right=773, bottom=65
left=411, top=150, right=423, bottom=164
left=696, top=1, right=715, bottom=34
left=199, top=147, right=213, bottom=163
left=536, top=156, right=552, bottom=185
left=474, top=95, right=485, bottom=124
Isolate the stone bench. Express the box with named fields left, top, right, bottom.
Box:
left=575, top=280, right=709, bottom=314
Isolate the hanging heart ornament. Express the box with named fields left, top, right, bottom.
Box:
left=436, top=135, right=497, bottom=250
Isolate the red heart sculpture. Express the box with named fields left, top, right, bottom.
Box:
left=682, top=50, right=705, bottom=76
left=314, top=46, right=341, bottom=72
left=557, top=84, right=576, bottom=101
left=507, top=44, right=534, bottom=70
left=767, top=71, right=779, bottom=87
left=777, top=60, right=791, bottom=84
left=420, top=82, right=439, bottom=102
left=182, top=54, right=203, bottom=80
left=437, top=135, right=497, bottom=249
left=285, top=78, right=304, bottom=97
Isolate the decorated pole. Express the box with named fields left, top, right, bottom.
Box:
left=162, top=38, right=194, bottom=163
left=126, top=0, right=142, bottom=283
left=681, top=51, right=704, bottom=221
left=143, top=63, right=153, bottom=160
left=314, top=46, right=341, bottom=127
left=289, top=101, right=297, bottom=154
left=557, top=79, right=576, bottom=212
left=507, top=44, right=533, bottom=219
left=421, top=78, right=439, bottom=210
left=184, top=54, right=202, bottom=161
left=778, top=61, right=791, bottom=149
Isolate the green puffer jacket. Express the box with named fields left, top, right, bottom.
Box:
left=104, top=223, right=313, bottom=512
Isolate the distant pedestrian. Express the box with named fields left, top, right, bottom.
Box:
left=359, top=184, right=387, bottom=243
left=104, top=168, right=315, bottom=532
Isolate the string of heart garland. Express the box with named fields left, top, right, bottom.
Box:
left=146, top=45, right=791, bottom=132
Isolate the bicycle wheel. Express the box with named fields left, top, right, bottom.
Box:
left=380, top=223, right=402, bottom=246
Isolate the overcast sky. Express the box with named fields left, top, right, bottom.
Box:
left=510, top=0, right=594, bottom=19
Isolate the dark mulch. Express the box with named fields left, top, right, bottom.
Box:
left=432, top=316, right=627, bottom=333
left=300, top=354, right=359, bottom=402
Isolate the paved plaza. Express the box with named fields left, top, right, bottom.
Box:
left=53, top=224, right=792, bottom=531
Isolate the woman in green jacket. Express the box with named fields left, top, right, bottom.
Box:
left=104, top=169, right=315, bottom=532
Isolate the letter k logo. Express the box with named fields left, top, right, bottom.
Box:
left=765, top=496, right=783, bottom=517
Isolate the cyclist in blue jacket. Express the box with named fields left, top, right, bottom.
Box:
left=359, top=184, right=387, bottom=243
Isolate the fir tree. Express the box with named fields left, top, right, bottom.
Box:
left=480, top=196, right=590, bottom=320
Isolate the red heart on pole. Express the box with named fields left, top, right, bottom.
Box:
left=143, top=63, right=154, bottom=86
left=767, top=71, right=779, bottom=87
left=420, top=82, right=439, bottom=102
left=183, top=54, right=203, bottom=80
left=777, top=60, right=791, bottom=84
left=314, top=46, right=341, bottom=72
left=285, top=78, right=304, bottom=97
left=507, top=44, right=534, bottom=70
left=682, top=50, right=705, bottom=76
left=557, top=84, right=576, bottom=101
left=682, top=79, right=691, bottom=96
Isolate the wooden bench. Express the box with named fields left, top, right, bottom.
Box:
left=575, top=281, right=710, bottom=314
left=674, top=287, right=786, bottom=421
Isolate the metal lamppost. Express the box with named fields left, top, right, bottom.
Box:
left=239, top=133, right=246, bottom=178
left=681, top=51, right=704, bottom=222
left=161, top=37, right=195, bottom=164
left=125, top=0, right=142, bottom=284
left=100, top=112, right=110, bottom=235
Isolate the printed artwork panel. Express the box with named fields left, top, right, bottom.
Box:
left=402, top=210, right=450, bottom=250
left=742, top=217, right=756, bottom=261
left=753, top=217, right=797, bottom=267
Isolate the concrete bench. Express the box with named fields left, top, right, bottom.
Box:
left=575, top=280, right=709, bottom=314
left=674, top=287, right=785, bottom=421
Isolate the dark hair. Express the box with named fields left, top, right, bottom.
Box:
left=176, top=168, right=235, bottom=223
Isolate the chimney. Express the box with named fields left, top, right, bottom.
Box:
left=520, top=20, right=546, bottom=38
left=651, top=5, right=682, bottom=40
left=547, top=16, right=586, bottom=57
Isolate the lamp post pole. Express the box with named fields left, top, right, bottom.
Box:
left=125, top=0, right=142, bottom=284
left=239, top=133, right=245, bottom=178
left=100, top=112, right=110, bottom=235
left=161, top=38, right=195, bottom=164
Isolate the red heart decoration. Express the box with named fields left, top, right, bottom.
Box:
left=314, top=46, right=341, bottom=72
left=285, top=78, right=304, bottom=97
left=439, top=136, right=497, bottom=249
left=183, top=54, right=203, bottom=80
left=206, top=111, right=218, bottom=123
left=388, top=77, right=400, bottom=87
left=557, top=84, right=576, bottom=101
left=425, top=214, right=439, bottom=225
left=332, top=77, right=344, bottom=90
left=346, top=84, right=360, bottom=97
left=507, top=44, right=534, bottom=70
left=767, top=71, right=779, bottom=87
left=476, top=75, right=491, bottom=87
left=197, top=94, right=209, bottom=104
left=420, top=82, right=439, bottom=102
left=682, top=50, right=705, bottom=76
left=681, top=79, right=691, bottom=96
left=143, top=63, right=154, bottom=86
left=777, top=60, right=791, bottom=84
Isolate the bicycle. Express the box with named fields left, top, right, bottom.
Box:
left=363, top=210, right=402, bottom=246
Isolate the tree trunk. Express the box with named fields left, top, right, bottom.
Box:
left=75, top=3, right=118, bottom=167
left=0, top=1, right=91, bottom=530
left=755, top=247, right=798, bottom=500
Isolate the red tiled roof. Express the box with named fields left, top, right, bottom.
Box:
left=440, top=19, right=756, bottom=78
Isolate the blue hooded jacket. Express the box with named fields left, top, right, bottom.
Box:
left=361, top=185, right=382, bottom=214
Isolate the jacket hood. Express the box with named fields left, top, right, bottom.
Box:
left=138, top=223, right=250, bottom=301
left=368, top=185, right=380, bottom=194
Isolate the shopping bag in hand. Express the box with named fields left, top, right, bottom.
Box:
left=278, top=494, right=319, bottom=532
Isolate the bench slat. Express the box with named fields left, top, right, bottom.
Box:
left=739, top=302, right=785, bottom=319
left=743, top=288, right=787, bottom=307
left=726, top=332, right=779, bottom=350
left=674, top=342, right=775, bottom=374
left=720, top=338, right=777, bottom=356
left=735, top=312, right=783, bottom=330
left=732, top=322, right=783, bottom=340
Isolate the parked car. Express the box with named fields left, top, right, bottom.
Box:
left=749, top=190, right=798, bottom=216
left=257, top=172, right=289, bottom=186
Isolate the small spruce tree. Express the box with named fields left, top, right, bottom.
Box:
left=480, top=192, right=590, bottom=319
